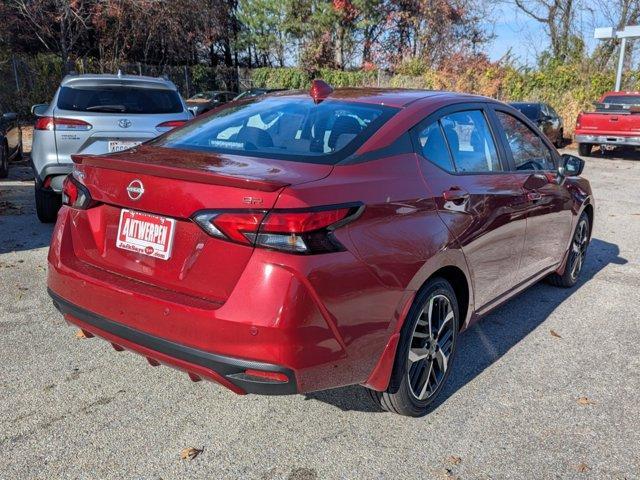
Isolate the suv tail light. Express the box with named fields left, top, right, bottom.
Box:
left=35, top=117, right=92, bottom=131
left=576, top=113, right=582, bottom=129
left=156, top=120, right=187, bottom=131
left=62, top=175, right=94, bottom=209
left=193, top=204, right=363, bottom=254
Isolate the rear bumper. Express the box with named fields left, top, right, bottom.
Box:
left=49, top=289, right=297, bottom=395
left=575, top=134, right=640, bottom=146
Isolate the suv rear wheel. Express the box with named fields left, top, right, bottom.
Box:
left=35, top=183, right=61, bottom=223
left=368, top=277, right=459, bottom=417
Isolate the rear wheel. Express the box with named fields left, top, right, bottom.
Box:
left=578, top=143, right=591, bottom=157
left=0, top=143, right=8, bottom=178
left=35, top=183, right=61, bottom=223
left=547, top=212, right=589, bottom=288
left=368, top=278, right=459, bottom=417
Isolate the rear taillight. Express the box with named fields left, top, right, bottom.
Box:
left=62, top=174, right=93, bottom=209
left=193, top=204, right=363, bottom=254
left=576, top=113, right=582, bottom=129
left=35, top=116, right=92, bottom=131
left=156, top=120, right=187, bottom=131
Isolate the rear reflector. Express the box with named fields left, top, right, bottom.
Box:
left=193, top=204, right=362, bottom=254
left=243, top=369, right=289, bottom=383
left=35, top=116, right=92, bottom=131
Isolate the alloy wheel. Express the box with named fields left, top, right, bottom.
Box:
left=570, top=219, right=588, bottom=280
left=407, top=294, right=455, bottom=401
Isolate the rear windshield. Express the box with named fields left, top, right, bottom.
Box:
left=151, top=97, right=398, bottom=164
left=57, top=86, right=184, bottom=114
left=600, top=95, right=640, bottom=106
left=511, top=103, right=540, bottom=120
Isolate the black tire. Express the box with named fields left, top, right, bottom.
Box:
left=578, top=143, right=591, bottom=157
left=368, top=277, right=459, bottom=417
left=555, top=129, right=564, bottom=148
left=15, top=142, right=23, bottom=161
left=0, top=143, right=8, bottom=178
left=546, top=212, right=589, bottom=288
left=35, top=183, right=61, bottom=223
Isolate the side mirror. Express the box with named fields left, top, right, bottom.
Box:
left=31, top=104, right=48, bottom=116
left=2, top=112, right=17, bottom=122
left=560, top=153, right=585, bottom=176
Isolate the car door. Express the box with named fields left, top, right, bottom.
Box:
left=490, top=107, right=574, bottom=282
left=413, top=105, right=529, bottom=310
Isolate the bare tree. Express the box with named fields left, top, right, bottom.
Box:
left=12, top=0, right=92, bottom=73
left=589, top=0, right=640, bottom=68
left=512, top=0, right=578, bottom=61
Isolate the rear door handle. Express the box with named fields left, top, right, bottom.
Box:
left=443, top=187, right=470, bottom=203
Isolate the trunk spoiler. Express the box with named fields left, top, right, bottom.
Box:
left=71, top=152, right=290, bottom=192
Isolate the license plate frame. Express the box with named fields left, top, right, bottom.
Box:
left=116, top=209, right=177, bottom=260
left=108, top=140, right=141, bottom=153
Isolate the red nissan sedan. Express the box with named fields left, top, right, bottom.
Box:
left=48, top=81, right=593, bottom=416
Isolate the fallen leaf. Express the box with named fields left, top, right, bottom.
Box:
left=75, top=329, right=88, bottom=339
left=180, top=447, right=203, bottom=460
left=577, top=396, right=596, bottom=406
left=575, top=463, right=591, bottom=473
left=447, top=455, right=462, bottom=465
left=550, top=329, right=562, bottom=339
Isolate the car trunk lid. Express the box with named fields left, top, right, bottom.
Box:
left=68, top=146, right=332, bottom=303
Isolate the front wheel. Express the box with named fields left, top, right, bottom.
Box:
left=368, top=278, right=459, bottom=417
left=578, top=143, right=592, bottom=157
left=546, top=212, right=590, bottom=288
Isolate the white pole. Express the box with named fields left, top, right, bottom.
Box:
left=615, top=37, right=627, bottom=91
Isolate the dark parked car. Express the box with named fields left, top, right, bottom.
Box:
left=233, top=88, right=286, bottom=101
left=48, top=82, right=593, bottom=417
left=510, top=102, right=564, bottom=147
left=0, top=108, right=23, bottom=178
left=186, top=91, right=237, bottom=116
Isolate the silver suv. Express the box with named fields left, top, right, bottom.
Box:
left=31, top=73, right=192, bottom=222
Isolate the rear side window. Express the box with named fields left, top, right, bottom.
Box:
left=496, top=111, right=555, bottom=171
left=417, top=122, right=455, bottom=172
left=153, top=97, right=398, bottom=164
left=57, top=86, right=184, bottom=114
left=441, top=111, right=502, bottom=173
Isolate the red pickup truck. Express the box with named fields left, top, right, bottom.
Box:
left=575, top=91, right=640, bottom=156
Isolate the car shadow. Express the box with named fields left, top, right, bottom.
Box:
left=303, top=237, right=626, bottom=413
left=0, top=160, right=54, bottom=254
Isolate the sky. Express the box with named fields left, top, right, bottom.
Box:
left=487, top=3, right=603, bottom=65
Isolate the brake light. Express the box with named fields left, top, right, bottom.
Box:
left=193, top=211, right=266, bottom=244
left=35, top=117, right=92, bottom=131
left=156, top=120, right=187, bottom=131
left=576, top=113, right=582, bottom=129
left=193, top=204, right=362, bottom=254
left=62, top=174, right=93, bottom=209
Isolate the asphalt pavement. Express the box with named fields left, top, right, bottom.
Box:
left=0, top=150, right=639, bottom=479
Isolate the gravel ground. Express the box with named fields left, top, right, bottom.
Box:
left=0, top=149, right=639, bottom=480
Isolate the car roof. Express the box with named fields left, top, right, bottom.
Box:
left=510, top=102, right=543, bottom=107
left=270, top=88, right=481, bottom=108
left=60, top=73, right=178, bottom=91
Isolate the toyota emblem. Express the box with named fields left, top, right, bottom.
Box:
left=118, top=118, right=132, bottom=128
left=126, top=179, right=145, bottom=200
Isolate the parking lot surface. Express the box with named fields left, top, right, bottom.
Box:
left=1, top=150, right=639, bottom=479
